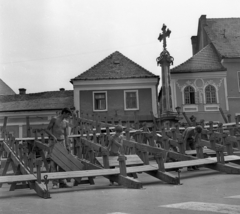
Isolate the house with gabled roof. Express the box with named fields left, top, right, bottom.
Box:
left=0, top=88, right=74, bottom=138
left=71, top=51, right=160, bottom=121
left=170, top=15, right=240, bottom=123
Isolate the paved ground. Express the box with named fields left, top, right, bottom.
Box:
left=0, top=167, right=240, bottom=214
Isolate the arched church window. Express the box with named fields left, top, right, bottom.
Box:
left=184, top=86, right=195, bottom=104
left=205, top=85, right=216, bottom=104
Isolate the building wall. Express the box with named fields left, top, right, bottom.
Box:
left=0, top=111, right=56, bottom=138
left=73, top=78, right=159, bottom=119
left=171, top=72, right=228, bottom=123
left=223, top=59, right=240, bottom=117
left=80, top=88, right=152, bottom=120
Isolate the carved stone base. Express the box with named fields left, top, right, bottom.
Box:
left=160, top=112, right=180, bottom=127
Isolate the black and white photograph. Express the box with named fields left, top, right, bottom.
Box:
left=1, top=0, right=240, bottom=213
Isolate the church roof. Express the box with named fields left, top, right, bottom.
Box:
left=0, top=79, right=16, bottom=95
left=71, top=51, right=158, bottom=81
left=205, top=18, right=240, bottom=58
left=171, top=43, right=226, bottom=73
left=0, top=90, right=74, bottom=112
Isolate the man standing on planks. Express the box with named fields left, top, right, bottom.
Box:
left=46, top=108, right=72, bottom=189
left=183, top=125, right=203, bottom=171
left=107, top=125, right=124, bottom=185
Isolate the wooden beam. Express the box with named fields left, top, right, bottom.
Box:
left=145, top=171, right=180, bottom=185
left=80, top=159, right=142, bottom=189
left=2, top=141, right=50, bottom=198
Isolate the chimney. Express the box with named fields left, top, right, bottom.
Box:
left=191, top=36, right=198, bottom=55
left=59, top=88, right=65, bottom=91
left=19, top=88, right=26, bottom=95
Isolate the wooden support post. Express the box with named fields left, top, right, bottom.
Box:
left=118, top=155, right=127, bottom=176
left=102, top=151, right=110, bottom=168
left=106, top=125, right=110, bottom=136
left=76, top=138, right=83, bottom=159
left=88, top=148, right=95, bottom=163
left=227, top=114, right=231, bottom=123
left=111, top=117, right=114, bottom=126
left=155, top=154, right=165, bottom=172
left=225, top=136, right=233, bottom=155
left=182, top=112, right=192, bottom=126
left=199, top=119, right=205, bottom=129
left=195, top=133, right=204, bottom=159
left=142, top=147, right=149, bottom=165
left=26, top=116, right=31, bottom=137
left=146, top=153, right=180, bottom=185
left=235, top=116, right=240, bottom=128
left=0, top=153, right=12, bottom=188
left=2, top=117, right=8, bottom=138
left=19, top=143, right=23, bottom=163
left=219, top=107, right=228, bottom=123
left=176, top=133, right=185, bottom=154
left=161, top=128, right=169, bottom=150
left=134, top=111, right=139, bottom=129
left=93, top=131, right=97, bottom=144
left=236, top=134, right=240, bottom=150
left=29, top=153, right=34, bottom=174
left=209, top=135, right=216, bottom=150
left=36, top=160, right=42, bottom=184
left=23, top=142, right=29, bottom=167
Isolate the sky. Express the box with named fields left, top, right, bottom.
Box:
left=0, top=0, right=240, bottom=94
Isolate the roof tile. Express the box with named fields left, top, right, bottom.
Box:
left=0, top=90, right=74, bottom=112
left=71, top=51, right=158, bottom=81
left=205, top=18, right=240, bottom=58
left=171, top=43, right=226, bottom=73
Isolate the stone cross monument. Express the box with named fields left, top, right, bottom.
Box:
left=157, top=24, right=179, bottom=126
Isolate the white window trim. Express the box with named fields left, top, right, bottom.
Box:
left=237, top=71, right=240, bottom=92
left=183, top=104, right=198, bottom=112
left=93, top=91, right=108, bottom=112
left=204, top=104, right=220, bottom=111
left=203, top=84, right=219, bottom=104
left=182, top=85, right=196, bottom=105
left=124, top=90, right=139, bottom=111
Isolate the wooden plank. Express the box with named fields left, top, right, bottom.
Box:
left=145, top=171, right=180, bottom=185
left=118, top=176, right=143, bottom=189
left=96, top=155, right=143, bottom=167
left=208, top=155, right=240, bottom=162
left=54, top=143, right=84, bottom=168
left=50, top=143, right=84, bottom=170
left=51, top=150, right=78, bottom=171
left=2, top=141, right=50, bottom=198
left=0, top=174, right=36, bottom=184
left=185, top=149, right=216, bottom=155
left=80, top=159, right=142, bottom=188
left=41, top=168, right=120, bottom=180
left=206, top=163, right=240, bottom=174
left=50, top=151, right=84, bottom=183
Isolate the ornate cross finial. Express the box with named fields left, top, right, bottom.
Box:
left=158, top=24, right=171, bottom=50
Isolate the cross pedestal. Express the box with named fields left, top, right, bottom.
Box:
left=157, top=24, right=180, bottom=127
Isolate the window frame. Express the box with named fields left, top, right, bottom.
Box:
left=237, top=71, right=240, bottom=92
left=124, top=90, right=139, bottom=111
left=92, top=91, right=108, bottom=112
left=205, top=84, right=217, bottom=104
left=184, top=86, right=195, bottom=104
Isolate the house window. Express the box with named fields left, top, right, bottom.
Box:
left=184, top=86, right=195, bottom=104
left=124, top=90, right=139, bottom=110
left=93, top=91, right=107, bottom=111
left=238, top=71, right=240, bottom=92
left=205, top=85, right=217, bottom=104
